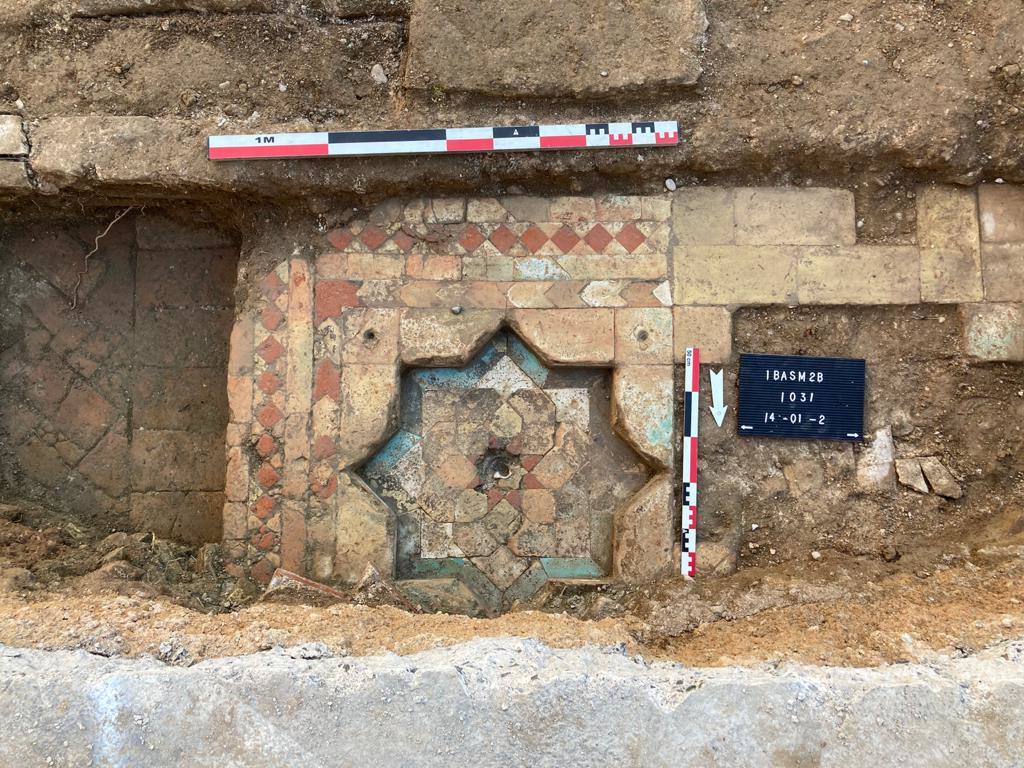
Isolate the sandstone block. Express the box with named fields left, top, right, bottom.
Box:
left=53, top=383, right=117, bottom=450
left=673, top=246, right=797, bottom=305
left=341, top=308, right=400, bottom=364
left=978, top=184, right=1024, bottom=242
left=0, top=161, right=31, bottom=191
left=76, top=430, right=129, bottom=498
left=916, top=186, right=983, bottom=302
left=405, top=0, right=706, bottom=98
left=0, top=115, right=28, bottom=156
left=130, top=491, right=223, bottom=544
left=338, top=364, right=399, bottom=469
left=134, top=366, right=230, bottom=431
left=673, top=306, right=732, bottom=365
left=981, top=243, right=1024, bottom=302
left=335, top=473, right=395, bottom=583
left=960, top=303, right=1023, bottom=362
left=400, top=309, right=503, bottom=366
left=672, top=188, right=735, bottom=245
left=611, top=365, right=673, bottom=468
left=509, top=309, right=614, bottom=365
left=614, top=308, right=673, bottom=363
left=797, top=246, right=920, bottom=304
left=613, top=474, right=673, bottom=583
left=734, top=188, right=856, bottom=246
left=227, top=314, right=254, bottom=378
left=130, top=430, right=226, bottom=492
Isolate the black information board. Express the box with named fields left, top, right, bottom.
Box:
left=737, top=354, right=865, bottom=441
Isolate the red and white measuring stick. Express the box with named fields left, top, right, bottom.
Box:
left=208, top=120, right=679, bottom=160
left=682, top=347, right=700, bottom=577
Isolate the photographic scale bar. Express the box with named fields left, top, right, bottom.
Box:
left=208, top=121, right=679, bottom=160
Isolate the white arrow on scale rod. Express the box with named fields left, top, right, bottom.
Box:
left=709, top=368, right=728, bottom=427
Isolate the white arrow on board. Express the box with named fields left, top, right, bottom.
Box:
left=708, top=368, right=728, bottom=427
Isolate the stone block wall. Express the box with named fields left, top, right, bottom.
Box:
left=0, top=211, right=238, bottom=542
left=223, top=185, right=1021, bottom=614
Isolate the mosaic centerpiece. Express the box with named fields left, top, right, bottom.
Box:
left=359, top=330, right=650, bottom=612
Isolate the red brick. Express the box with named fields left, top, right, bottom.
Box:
left=250, top=557, right=276, bottom=584
left=524, top=473, right=544, bottom=489
left=255, top=432, right=276, bottom=457
left=261, top=271, right=285, bottom=300
left=391, top=230, right=416, bottom=253
left=359, top=224, right=389, bottom=250
left=261, top=304, right=285, bottom=331
left=504, top=489, right=521, bottom=510
left=312, top=360, right=341, bottom=402
left=312, top=474, right=338, bottom=499
left=487, top=487, right=504, bottom=510
left=406, top=253, right=460, bottom=280
left=521, top=454, right=542, bottom=471
left=257, top=532, right=276, bottom=551
left=520, top=226, right=549, bottom=254
left=257, top=370, right=281, bottom=394
left=327, top=227, right=353, bottom=250
left=256, top=403, right=283, bottom=429
left=551, top=225, right=581, bottom=253
left=256, top=336, right=285, bottom=365
left=615, top=223, right=647, bottom=253
left=253, top=494, right=275, bottom=519
left=312, top=435, right=337, bottom=459
left=256, top=462, right=280, bottom=489
left=53, top=383, right=116, bottom=450
left=584, top=224, right=614, bottom=252
left=489, top=224, right=518, bottom=253
left=459, top=224, right=486, bottom=252
left=315, top=280, right=361, bottom=323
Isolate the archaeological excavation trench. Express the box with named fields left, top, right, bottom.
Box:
left=0, top=0, right=1023, bottom=763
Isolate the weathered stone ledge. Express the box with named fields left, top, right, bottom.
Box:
left=1, top=638, right=1023, bottom=766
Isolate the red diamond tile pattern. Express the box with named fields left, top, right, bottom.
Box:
left=520, top=226, right=549, bottom=254
left=359, top=224, right=390, bottom=250
left=615, top=223, right=646, bottom=253
left=459, top=224, right=486, bottom=253
left=583, top=224, right=614, bottom=252
left=489, top=224, right=518, bottom=253
left=550, top=225, right=581, bottom=253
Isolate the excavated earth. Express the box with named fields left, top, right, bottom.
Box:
left=0, top=1, right=1023, bottom=762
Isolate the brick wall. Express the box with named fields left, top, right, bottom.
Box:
left=0, top=211, right=238, bottom=542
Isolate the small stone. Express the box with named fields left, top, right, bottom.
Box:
left=664, top=178, right=677, bottom=192
left=370, top=64, right=388, bottom=84
left=810, top=550, right=822, bottom=561
left=1003, top=64, right=1020, bottom=78
left=895, top=458, right=929, bottom=494
left=838, top=13, right=854, bottom=22
left=919, top=456, right=963, bottom=499
left=856, top=427, right=895, bottom=491
left=450, top=305, right=463, bottom=315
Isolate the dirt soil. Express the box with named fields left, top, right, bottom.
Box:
left=0, top=495, right=1022, bottom=666
left=1, top=0, right=1022, bottom=208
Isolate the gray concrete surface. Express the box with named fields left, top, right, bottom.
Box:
left=1, top=638, right=1023, bottom=767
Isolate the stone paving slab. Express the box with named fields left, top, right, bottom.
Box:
left=1, top=638, right=1023, bottom=767
left=404, top=0, right=707, bottom=98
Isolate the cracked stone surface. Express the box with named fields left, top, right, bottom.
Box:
left=2, top=639, right=1023, bottom=767
left=360, top=330, right=649, bottom=613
